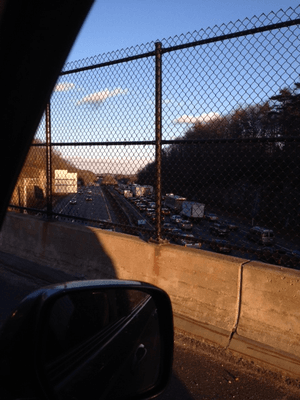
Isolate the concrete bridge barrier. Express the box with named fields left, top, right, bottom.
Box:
left=1, top=212, right=300, bottom=379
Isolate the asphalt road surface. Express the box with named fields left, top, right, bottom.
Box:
left=1, top=252, right=300, bottom=399
left=48, top=186, right=300, bottom=269
left=53, top=185, right=113, bottom=225
left=159, top=333, right=300, bottom=400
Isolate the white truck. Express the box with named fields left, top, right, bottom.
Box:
left=124, top=189, right=133, bottom=198
left=164, top=194, right=186, bottom=211
left=180, top=201, right=205, bottom=219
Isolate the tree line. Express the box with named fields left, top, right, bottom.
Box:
left=11, top=140, right=97, bottom=209
left=137, top=82, right=300, bottom=235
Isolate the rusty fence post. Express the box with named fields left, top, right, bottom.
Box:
left=46, top=102, right=52, bottom=219
left=155, top=41, right=163, bottom=242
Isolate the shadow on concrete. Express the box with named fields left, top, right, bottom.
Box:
left=0, top=250, right=87, bottom=328
left=0, top=216, right=196, bottom=399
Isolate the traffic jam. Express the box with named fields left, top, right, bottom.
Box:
left=116, top=186, right=300, bottom=270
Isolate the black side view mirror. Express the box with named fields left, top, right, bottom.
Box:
left=0, top=280, right=173, bottom=400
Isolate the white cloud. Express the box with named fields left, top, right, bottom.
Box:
left=173, top=112, right=220, bottom=124
left=54, top=82, right=75, bottom=92
left=77, top=87, right=128, bottom=106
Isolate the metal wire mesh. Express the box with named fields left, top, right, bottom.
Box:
left=9, top=5, right=300, bottom=268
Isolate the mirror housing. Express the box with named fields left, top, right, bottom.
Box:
left=0, top=280, right=173, bottom=400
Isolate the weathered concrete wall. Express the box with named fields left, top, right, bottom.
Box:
left=1, top=212, right=300, bottom=378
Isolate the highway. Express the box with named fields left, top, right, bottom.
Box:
left=52, top=185, right=114, bottom=228
left=52, top=184, right=155, bottom=234
left=123, top=195, right=300, bottom=267
left=48, top=184, right=299, bottom=269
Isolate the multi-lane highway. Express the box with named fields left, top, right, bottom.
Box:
left=52, top=185, right=114, bottom=227
left=52, top=184, right=155, bottom=235
left=49, top=184, right=300, bottom=269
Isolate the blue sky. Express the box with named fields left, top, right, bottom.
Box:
left=67, top=0, right=299, bottom=63
left=42, top=0, right=300, bottom=175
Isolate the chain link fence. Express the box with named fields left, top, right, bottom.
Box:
left=10, top=5, right=300, bottom=268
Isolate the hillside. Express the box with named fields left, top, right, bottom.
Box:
left=10, top=139, right=97, bottom=209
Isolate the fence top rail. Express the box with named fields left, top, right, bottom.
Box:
left=60, top=50, right=156, bottom=76
left=31, top=136, right=300, bottom=147
left=61, top=13, right=300, bottom=75
left=160, top=18, right=300, bottom=54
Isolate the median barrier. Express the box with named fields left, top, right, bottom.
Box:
left=1, top=212, right=300, bottom=379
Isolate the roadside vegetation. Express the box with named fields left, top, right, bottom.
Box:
left=137, top=83, right=300, bottom=237
left=10, top=141, right=96, bottom=210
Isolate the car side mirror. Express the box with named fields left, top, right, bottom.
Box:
left=0, top=280, right=173, bottom=400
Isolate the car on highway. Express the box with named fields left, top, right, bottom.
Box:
left=209, top=239, right=232, bottom=254
left=258, top=247, right=300, bottom=269
left=205, top=213, right=218, bottom=221
left=146, top=207, right=155, bottom=212
left=178, top=219, right=193, bottom=230
left=185, top=242, right=202, bottom=249
left=137, top=204, right=147, bottom=211
left=162, top=223, right=174, bottom=231
left=224, top=221, right=239, bottom=231
left=175, top=233, right=201, bottom=248
left=0, top=3, right=174, bottom=400
left=161, top=208, right=171, bottom=216
left=210, top=223, right=229, bottom=237
left=69, top=199, right=77, bottom=205
left=150, top=214, right=165, bottom=222
left=170, top=215, right=182, bottom=223
left=170, top=228, right=183, bottom=235
left=258, top=247, right=285, bottom=266
left=85, top=196, right=93, bottom=201
left=132, top=199, right=142, bottom=205
left=146, top=210, right=155, bottom=217
left=247, top=226, right=274, bottom=246
left=175, top=233, right=193, bottom=244
left=141, top=196, right=152, bottom=203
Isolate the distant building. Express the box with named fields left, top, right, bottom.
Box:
left=10, top=167, right=46, bottom=209
left=54, top=170, right=77, bottom=193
